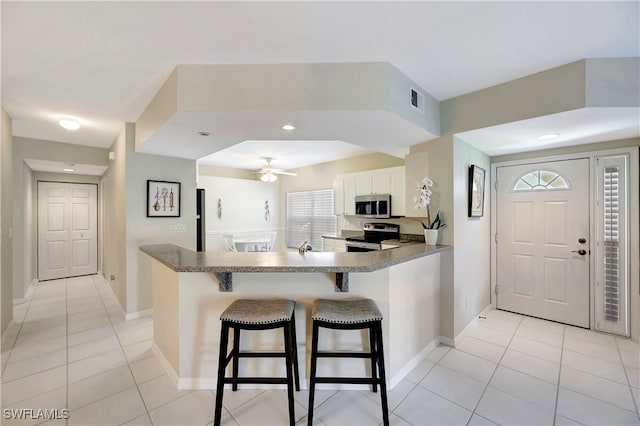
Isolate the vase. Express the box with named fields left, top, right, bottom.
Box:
left=424, top=229, right=439, bottom=245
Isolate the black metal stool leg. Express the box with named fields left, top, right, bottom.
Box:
left=290, top=311, right=301, bottom=391
left=214, top=323, right=230, bottom=426
left=369, top=325, right=378, bottom=393
left=307, top=321, right=320, bottom=426
left=283, top=322, right=296, bottom=426
left=232, top=326, right=240, bottom=391
left=375, top=322, right=390, bottom=426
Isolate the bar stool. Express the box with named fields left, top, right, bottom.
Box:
left=214, top=299, right=300, bottom=426
left=307, top=298, right=389, bottom=426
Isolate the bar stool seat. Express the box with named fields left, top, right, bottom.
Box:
left=307, top=298, right=389, bottom=426
left=214, top=299, right=300, bottom=426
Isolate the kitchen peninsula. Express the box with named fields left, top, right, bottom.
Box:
left=141, top=243, right=451, bottom=390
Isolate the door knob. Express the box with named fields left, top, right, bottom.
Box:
left=571, top=249, right=587, bottom=256
left=578, top=238, right=587, bottom=244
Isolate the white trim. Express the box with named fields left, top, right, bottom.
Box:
left=155, top=337, right=439, bottom=391
left=388, top=337, right=440, bottom=389
left=13, top=279, right=38, bottom=305
left=152, top=342, right=180, bottom=388
left=1, top=320, right=18, bottom=348
left=491, top=147, right=639, bottom=337
left=125, top=308, right=153, bottom=321
left=439, top=305, right=492, bottom=348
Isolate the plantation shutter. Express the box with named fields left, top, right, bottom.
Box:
left=595, top=155, right=629, bottom=336
left=286, top=189, right=336, bottom=250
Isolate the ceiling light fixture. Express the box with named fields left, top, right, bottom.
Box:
left=282, top=124, right=295, bottom=131
left=260, top=172, right=278, bottom=183
left=197, top=131, right=212, bottom=137
left=538, top=133, right=559, bottom=140
left=59, top=118, right=80, bottom=131
left=63, top=168, right=75, bottom=172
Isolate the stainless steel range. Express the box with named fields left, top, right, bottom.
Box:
left=345, top=223, right=400, bottom=252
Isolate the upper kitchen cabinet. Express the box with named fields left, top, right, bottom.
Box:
left=334, top=166, right=405, bottom=216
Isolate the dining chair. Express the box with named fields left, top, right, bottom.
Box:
left=265, top=231, right=277, bottom=252
left=222, top=234, right=237, bottom=252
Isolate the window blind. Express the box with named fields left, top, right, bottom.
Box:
left=603, top=167, right=620, bottom=322
left=286, top=189, right=336, bottom=250
left=596, top=156, right=628, bottom=336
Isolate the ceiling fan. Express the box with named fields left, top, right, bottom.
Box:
left=254, top=157, right=297, bottom=182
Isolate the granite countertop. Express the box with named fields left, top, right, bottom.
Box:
left=140, top=243, right=451, bottom=274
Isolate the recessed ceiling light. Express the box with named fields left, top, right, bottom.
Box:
left=197, top=131, right=212, bottom=137
left=59, top=119, right=80, bottom=131
left=63, top=168, right=75, bottom=172
left=282, top=124, right=295, bottom=131
left=538, top=133, right=559, bottom=140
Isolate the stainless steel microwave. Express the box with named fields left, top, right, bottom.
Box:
left=355, top=194, right=391, bottom=218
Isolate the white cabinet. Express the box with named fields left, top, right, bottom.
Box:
left=333, top=176, right=344, bottom=216
left=322, top=237, right=347, bottom=252
left=334, top=166, right=405, bottom=216
left=390, top=168, right=406, bottom=216
left=342, top=175, right=356, bottom=215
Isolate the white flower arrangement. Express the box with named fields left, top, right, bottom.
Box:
left=413, top=177, right=444, bottom=230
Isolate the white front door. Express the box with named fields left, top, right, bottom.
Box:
left=496, top=159, right=590, bottom=327
left=38, top=182, right=98, bottom=281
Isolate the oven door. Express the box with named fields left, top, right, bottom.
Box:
left=346, top=242, right=380, bottom=252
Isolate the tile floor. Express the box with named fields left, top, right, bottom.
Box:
left=1, top=275, right=639, bottom=425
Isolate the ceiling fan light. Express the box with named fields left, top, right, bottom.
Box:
left=260, top=172, right=277, bottom=182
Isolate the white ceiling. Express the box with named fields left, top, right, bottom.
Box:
left=24, top=159, right=107, bottom=176
left=198, top=140, right=372, bottom=171
left=2, top=1, right=639, bottom=168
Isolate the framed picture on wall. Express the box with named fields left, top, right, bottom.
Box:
left=147, top=180, right=181, bottom=217
left=468, top=165, right=485, bottom=217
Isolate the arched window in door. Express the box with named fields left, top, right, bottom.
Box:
left=512, top=170, right=570, bottom=192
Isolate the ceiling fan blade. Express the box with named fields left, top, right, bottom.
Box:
left=273, top=170, right=297, bottom=176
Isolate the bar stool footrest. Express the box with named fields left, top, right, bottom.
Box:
left=224, top=377, right=290, bottom=385
left=315, top=352, right=373, bottom=359
left=314, top=377, right=382, bottom=385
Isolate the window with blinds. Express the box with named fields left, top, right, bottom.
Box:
left=286, top=189, right=336, bottom=250
left=596, top=156, right=628, bottom=336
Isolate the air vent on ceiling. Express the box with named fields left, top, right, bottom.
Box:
left=410, top=86, right=425, bottom=114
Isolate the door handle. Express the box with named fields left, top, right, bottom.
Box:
left=571, top=249, right=587, bottom=256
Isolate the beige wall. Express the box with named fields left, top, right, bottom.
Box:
left=104, top=122, right=198, bottom=316
left=125, top=124, right=197, bottom=315
left=1, top=107, right=14, bottom=334
left=452, top=138, right=491, bottom=336
left=441, top=60, right=587, bottom=135
left=103, top=126, right=128, bottom=310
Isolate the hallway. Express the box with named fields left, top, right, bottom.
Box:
left=1, top=276, right=639, bottom=425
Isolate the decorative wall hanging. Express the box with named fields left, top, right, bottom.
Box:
left=147, top=180, right=181, bottom=217
left=264, top=200, right=271, bottom=222
left=468, top=165, right=485, bottom=217
left=217, top=198, right=222, bottom=220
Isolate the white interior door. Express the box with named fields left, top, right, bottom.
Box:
left=496, top=159, right=590, bottom=327
left=38, top=182, right=98, bottom=281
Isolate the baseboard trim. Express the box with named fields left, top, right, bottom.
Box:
left=13, top=279, right=38, bottom=305
left=388, top=337, right=440, bottom=389
left=1, top=320, right=17, bottom=348
left=453, top=305, right=493, bottom=347
left=152, top=342, right=180, bottom=388
left=125, top=309, right=153, bottom=321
